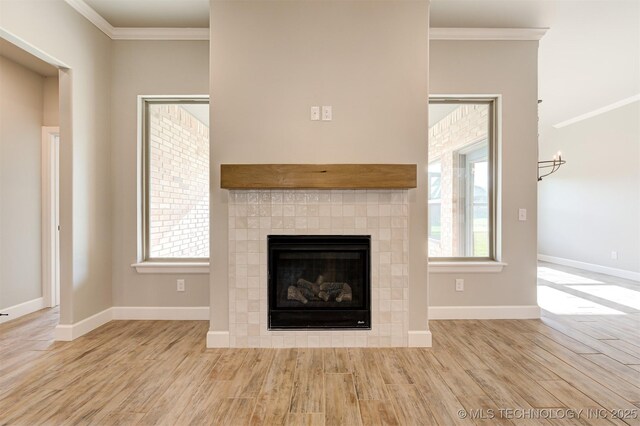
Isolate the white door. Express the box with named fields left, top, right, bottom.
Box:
left=53, top=134, right=60, bottom=307
left=42, top=127, right=60, bottom=308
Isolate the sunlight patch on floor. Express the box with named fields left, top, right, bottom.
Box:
left=569, top=285, right=640, bottom=311
left=537, top=267, right=603, bottom=285
left=537, top=286, right=624, bottom=315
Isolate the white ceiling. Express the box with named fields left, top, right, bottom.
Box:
left=181, top=104, right=209, bottom=127
left=84, top=0, right=209, bottom=28
left=431, top=0, right=640, bottom=138
left=73, top=0, right=640, bottom=138
left=429, top=104, right=459, bottom=128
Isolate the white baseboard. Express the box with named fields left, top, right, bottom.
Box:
left=54, top=307, right=112, bottom=341
left=538, top=254, right=640, bottom=282
left=0, top=297, right=45, bottom=324
left=54, top=306, right=211, bottom=341
left=408, top=330, right=432, bottom=347
left=207, top=331, right=230, bottom=348
left=429, top=305, right=541, bottom=320
left=112, top=306, right=209, bottom=320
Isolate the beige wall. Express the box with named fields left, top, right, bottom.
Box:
left=210, top=1, right=430, bottom=331
left=43, top=76, right=59, bottom=126
left=1, top=0, right=112, bottom=323
left=429, top=41, right=539, bottom=307
left=539, top=101, right=640, bottom=273
left=111, top=41, right=209, bottom=307
left=0, top=56, right=44, bottom=309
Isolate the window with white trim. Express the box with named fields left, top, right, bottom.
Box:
left=428, top=98, right=496, bottom=260
left=428, top=161, right=442, bottom=242
left=142, top=98, right=210, bottom=261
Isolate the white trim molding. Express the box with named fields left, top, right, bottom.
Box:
left=131, top=262, right=209, bottom=274
left=0, top=298, right=46, bottom=325
left=64, top=0, right=208, bottom=40
left=538, top=254, right=640, bottom=282
left=42, top=127, right=60, bottom=308
left=553, top=94, right=640, bottom=129
left=64, top=0, right=114, bottom=38
left=0, top=28, right=69, bottom=69
left=112, top=27, right=209, bottom=41
left=408, top=330, right=433, bottom=347
left=54, top=306, right=212, bottom=341
left=112, top=306, right=209, bottom=320
left=430, top=27, right=548, bottom=41
left=54, top=307, right=112, bottom=341
left=207, top=331, right=230, bottom=348
left=429, top=261, right=507, bottom=274
left=429, top=305, right=541, bottom=320
left=60, top=4, right=549, bottom=43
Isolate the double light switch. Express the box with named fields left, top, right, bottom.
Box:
left=311, top=106, right=332, bottom=121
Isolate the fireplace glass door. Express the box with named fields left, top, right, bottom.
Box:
left=268, top=235, right=371, bottom=329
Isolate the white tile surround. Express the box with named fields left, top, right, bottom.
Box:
left=228, top=190, right=410, bottom=348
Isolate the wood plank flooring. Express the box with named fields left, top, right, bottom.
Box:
left=1, top=264, right=639, bottom=425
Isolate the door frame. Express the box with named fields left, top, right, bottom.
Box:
left=42, top=126, right=60, bottom=307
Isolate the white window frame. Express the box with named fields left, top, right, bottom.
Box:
left=428, top=95, right=505, bottom=273
left=132, top=95, right=210, bottom=274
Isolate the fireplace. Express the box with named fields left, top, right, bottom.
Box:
left=268, top=235, right=371, bottom=329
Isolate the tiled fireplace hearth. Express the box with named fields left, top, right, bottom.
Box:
left=228, top=190, right=410, bottom=347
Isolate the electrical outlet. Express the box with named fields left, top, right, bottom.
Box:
left=455, top=279, right=464, bottom=292
left=177, top=279, right=185, bottom=292
left=611, top=251, right=618, bottom=260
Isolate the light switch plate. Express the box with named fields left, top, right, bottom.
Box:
left=310, top=106, right=320, bottom=121
left=322, top=106, right=332, bottom=121
left=518, top=208, right=527, bottom=221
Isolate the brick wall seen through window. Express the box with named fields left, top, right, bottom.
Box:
left=147, top=101, right=209, bottom=259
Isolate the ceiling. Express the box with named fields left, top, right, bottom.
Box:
left=181, top=104, right=209, bottom=127
left=429, top=104, right=459, bottom=128
left=431, top=0, right=640, bottom=138
left=84, top=0, right=209, bottom=28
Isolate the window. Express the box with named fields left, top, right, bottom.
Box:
left=428, top=98, right=496, bottom=259
left=428, top=161, right=442, bottom=241
left=142, top=97, right=210, bottom=261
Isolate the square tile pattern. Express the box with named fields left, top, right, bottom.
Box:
left=228, top=190, right=409, bottom=347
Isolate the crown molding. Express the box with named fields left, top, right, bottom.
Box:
left=111, top=27, right=209, bottom=41
left=430, top=27, right=548, bottom=41
left=65, top=0, right=546, bottom=42
left=65, top=0, right=209, bottom=41
left=64, top=0, right=115, bottom=38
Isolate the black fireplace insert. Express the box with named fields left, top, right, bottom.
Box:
left=268, top=235, right=371, bottom=329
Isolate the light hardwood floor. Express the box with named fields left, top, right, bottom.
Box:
left=1, top=264, right=639, bottom=425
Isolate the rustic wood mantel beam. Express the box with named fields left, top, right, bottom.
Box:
left=220, top=164, right=417, bottom=190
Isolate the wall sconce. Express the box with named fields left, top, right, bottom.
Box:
left=538, top=151, right=566, bottom=181
left=537, top=99, right=566, bottom=181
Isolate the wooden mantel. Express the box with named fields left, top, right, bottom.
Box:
left=220, top=164, right=417, bottom=190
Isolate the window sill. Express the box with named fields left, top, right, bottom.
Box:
left=429, top=261, right=507, bottom=274
left=131, top=262, right=210, bottom=274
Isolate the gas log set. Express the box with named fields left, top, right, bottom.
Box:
left=287, top=275, right=353, bottom=305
